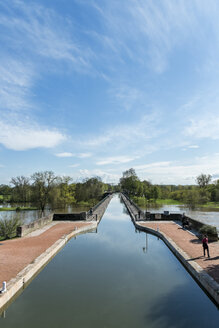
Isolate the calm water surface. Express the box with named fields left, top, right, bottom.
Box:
left=0, top=205, right=89, bottom=224
left=1, top=196, right=219, bottom=327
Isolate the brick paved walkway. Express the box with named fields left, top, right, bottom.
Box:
left=139, top=221, right=219, bottom=283
left=0, top=221, right=93, bottom=284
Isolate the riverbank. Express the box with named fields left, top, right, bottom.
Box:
left=121, top=193, right=219, bottom=306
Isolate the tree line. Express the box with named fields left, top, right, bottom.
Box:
left=0, top=169, right=218, bottom=212
left=0, top=171, right=112, bottom=212
left=119, top=169, right=218, bottom=209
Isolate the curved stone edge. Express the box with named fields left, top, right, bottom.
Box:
left=0, top=222, right=97, bottom=312
left=121, top=193, right=219, bottom=307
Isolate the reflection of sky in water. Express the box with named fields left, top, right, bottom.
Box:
left=1, top=195, right=219, bottom=328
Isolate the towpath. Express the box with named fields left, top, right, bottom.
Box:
left=0, top=221, right=93, bottom=284
left=138, top=221, right=219, bottom=284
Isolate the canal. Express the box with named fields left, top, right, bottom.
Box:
left=1, top=195, right=219, bottom=327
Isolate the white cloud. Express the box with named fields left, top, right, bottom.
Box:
left=78, top=153, right=92, bottom=158
left=0, top=121, right=65, bottom=151
left=185, top=116, right=219, bottom=140
left=55, top=152, right=92, bottom=159
left=69, top=164, right=80, bottom=168
left=134, top=154, right=219, bottom=184
left=78, top=168, right=120, bottom=183
left=96, top=156, right=136, bottom=165
left=56, top=152, right=74, bottom=158
left=188, top=145, right=199, bottom=149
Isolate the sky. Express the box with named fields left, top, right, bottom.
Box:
left=1, top=0, right=219, bottom=185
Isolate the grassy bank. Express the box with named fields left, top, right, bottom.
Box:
left=0, top=206, right=38, bottom=211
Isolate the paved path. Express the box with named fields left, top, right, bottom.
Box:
left=139, top=221, right=219, bottom=283
left=0, top=221, right=93, bottom=284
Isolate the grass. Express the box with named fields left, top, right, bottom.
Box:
left=0, top=206, right=38, bottom=211
left=200, top=202, right=219, bottom=209
left=155, top=199, right=184, bottom=205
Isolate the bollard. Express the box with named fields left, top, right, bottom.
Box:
left=157, top=226, right=159, bottom=232
left=96, top=214, right=98, bottom=221
left=1, top=281, right=6, bottom=293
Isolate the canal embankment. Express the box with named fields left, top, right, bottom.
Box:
left=0, top=194, right=113, bottom=311
left=121, top=193, right=219, bottom=306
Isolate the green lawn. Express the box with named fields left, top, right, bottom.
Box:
left=155, top=199, right=184, bottom=205
left=0, top=206, right=37, bottom=211
left=200, top=202, right=219, bottom=209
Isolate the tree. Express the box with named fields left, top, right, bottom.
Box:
left=75, top=177, right=105, bottom=205
left=196, top=174, right=211, bottom=188
left=10, top=176, right=30, bottom=203
left=31, top=171, right=57, bottom=212
left=120, top=168, right=140, bottom=196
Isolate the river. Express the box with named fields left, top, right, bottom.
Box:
left=0, top=195, right=218, bottom=327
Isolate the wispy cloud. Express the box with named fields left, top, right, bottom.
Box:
left=56, top=152, right=74, bottom=158
left=80, top=112, right=161, bottom=152
left=185, top=116, right=219, bottom=140
left=0, top=0, right=92, bottom=70
left=78, top=168, right=120, bottom=183
left=78, top=153, right=92, bottom=158
left=69, top=164, right=80, bottom=168
left=55, top=152, right=92, bottom=158
left=96, top=156, right=136, bottom=166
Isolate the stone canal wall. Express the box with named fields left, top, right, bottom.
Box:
left=17, top=214, right=54, bottom=237
left=17, top=194, right=113, bottom=237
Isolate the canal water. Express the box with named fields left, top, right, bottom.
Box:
left=1, top=195, right=219, bottom=327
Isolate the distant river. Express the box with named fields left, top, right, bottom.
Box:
left=0, top=205, right=89, bottom=224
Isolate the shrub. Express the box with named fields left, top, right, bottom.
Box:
left=0, top=216, right=21, bottom=239
left=199, top=224, right=217, bottom=236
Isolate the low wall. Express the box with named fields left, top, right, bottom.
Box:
left=53, top=212, right=87, bottom=221
left=17, top=214, right=53, bottom=237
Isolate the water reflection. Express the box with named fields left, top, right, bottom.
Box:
left=0, top=204, right=89, bottom=224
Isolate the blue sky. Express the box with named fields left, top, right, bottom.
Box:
left=1, top=0, right=219, bottom=185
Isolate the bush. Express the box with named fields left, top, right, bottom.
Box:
left=0, top=216, right=21, bottom=239
left=199, top=224, right=217, bottom=236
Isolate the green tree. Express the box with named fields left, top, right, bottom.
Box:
left=31, top=171, right=57, bottom=212
left=10, top=176, right=30, bottom=203
left=120, top=168, right=140, bottom=196
left=196, top=174, right=211, bottom=188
